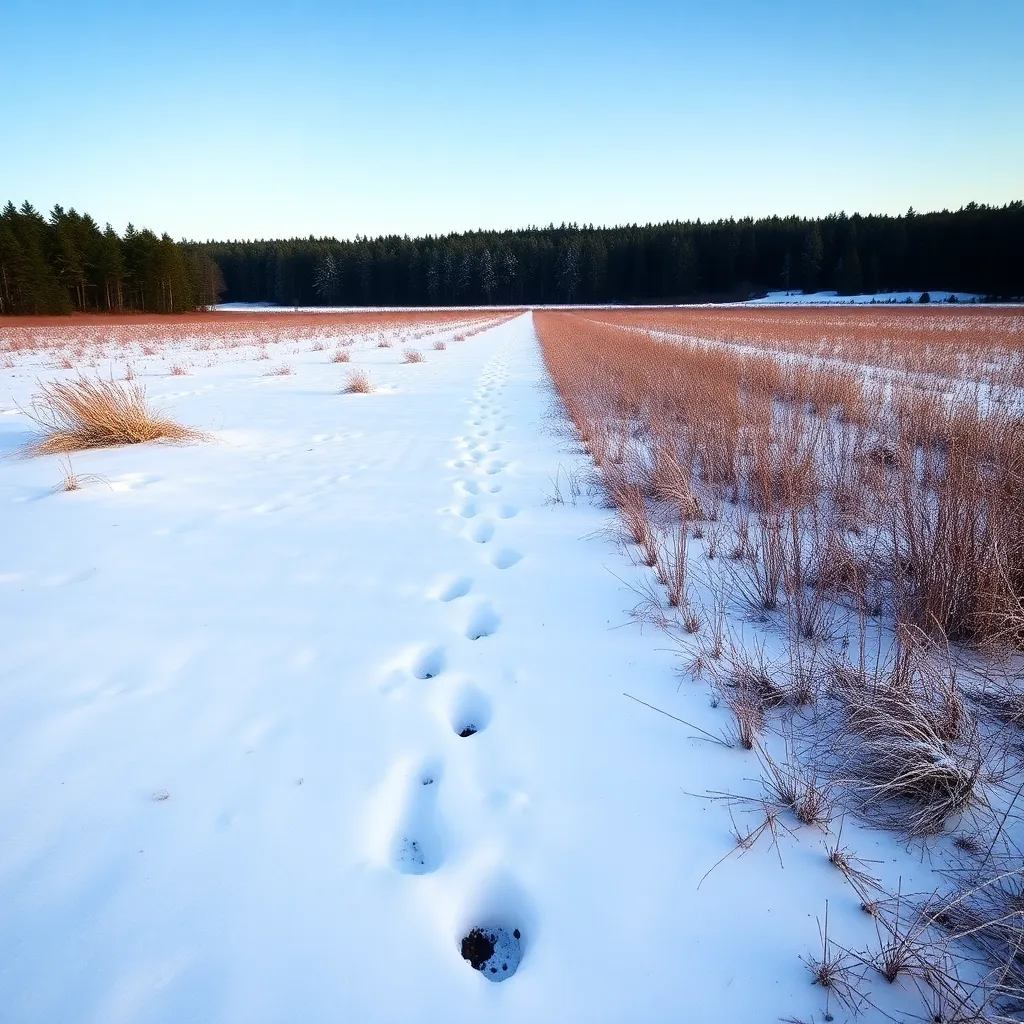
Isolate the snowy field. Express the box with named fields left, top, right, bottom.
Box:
left=747, top=289, right=983, bottom=305
left=0, top=312, right=1005, bottom=1022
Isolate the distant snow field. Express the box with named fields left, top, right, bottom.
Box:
left=0, top=312, right=991, bottom=1022
left=747, top=288, right=982, bottom=304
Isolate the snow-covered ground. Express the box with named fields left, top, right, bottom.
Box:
left=747, top=289, right=981, bottom=304
left=0, top=314, right=941, bottom=1022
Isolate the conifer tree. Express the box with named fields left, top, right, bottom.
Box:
left=478, top=248, right=496, bottom=302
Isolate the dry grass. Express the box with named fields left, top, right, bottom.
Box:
left=331, top=349, right=351, bottom=363
left=59, top=456, right=80, bottom=491
left=533, top=305, right=1024, bottom=1019
left=264, top=364, right=293, bottom=376
left=0, top=310, right=516, bottom=367
left=342, top=369, right=373, bottom=394
left=433, top=340, right=447, bottom=351
left=831, top=646, right=986, bottom=837
left=402, top=348, right=425, bottom=363
left=169, top=363, right=189, bottom=376
left=23, top=376, right=201, bottom=455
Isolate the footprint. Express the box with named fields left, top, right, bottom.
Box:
left=465, top=602, right=500, bottom=640
left=484, top=483, right=502, bottom=494
left=435, top=576, right=472, bottom=603
left=391, top=760, right=446, bottom=875
left=458, top=500, right=479, bottom=519
left=460, top=480, right=480, bottom=495
left=412, top=647, right=446, bottom=680
left=490, top=548, right=522, bottom=570
left=450, top=683, right=492, bottom=737
left=483, top=462, right=505, bottom=476
left=497, top=504, right=518, bottom=520
left=458, top=872, right=534, bottom=982
left=469, top=521, right=495, bottom=544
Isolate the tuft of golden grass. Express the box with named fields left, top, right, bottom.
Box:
left=342, top=369, right=373, bottom=394
left=403, top=348, right=425, bottom=363
left=264, top=364, right=293, bottom=376
left=332, top=349, right=351, bottom=363
left=24, top=376, right=201, bottom=455
left=169, top=363, right=189, bottom=376
left=433, top=340, right=447, bottom=351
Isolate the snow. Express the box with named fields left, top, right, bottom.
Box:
left=0, top=314, right=941, bottom=1022
left=747, top=288, right=982, bottom=304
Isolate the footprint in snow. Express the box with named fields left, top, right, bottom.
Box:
left=465, top=602, right=500, bottom=640
left=449, top=683, right=492, bottom=737
left=490, top=548, right=522, bottom=570
left=412, top=646, right=446, bottom=680
left=458, top=500, right=478, bottom=519
left=458, top=873, right=533, bottom=981
left=469, top=520, right=495, bottom=544
left=435, top=576, right=472, bottom=602
left=391, top=760, right=446, bottom=875
left=497, top=504, right=518, bottom=519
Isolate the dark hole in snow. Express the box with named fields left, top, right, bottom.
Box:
left=461, top=929, right=494, bottom=969
left=460, top=925, right=522, bottom=981
left=458, top=726, right=478, bottom=738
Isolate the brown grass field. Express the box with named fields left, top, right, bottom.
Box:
left=534, top=305, right=1024, bottom=1018
left=0, top=309, right=518, bottom=362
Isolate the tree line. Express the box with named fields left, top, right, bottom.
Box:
left=204, top=202, right=1023, bottom=308
left=0, top=201, right=224, bottom=315
left=2, top=200, right=1021, bottom=315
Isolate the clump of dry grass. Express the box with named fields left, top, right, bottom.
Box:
left=403, top=348, right=425, bottom=363
left=59, top=456, right=80, bottom=491
left=801, top=903, right=865, bottom=1018
left=433, top=340, right=447, bottom=351
left=342, top=369, right=373, bottom=394
left=332, top=349, right=351, bottom=363
left=832, top=648, right=986, bottom=837
left=54, top=456, right=105, bottom=493
left=169, top=363, right=189, bottom=376
left=264, top=364, right=293, bottom=376
left=24, top=376, right=200, bottom=455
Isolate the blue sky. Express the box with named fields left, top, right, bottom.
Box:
left=3, top=0, right=1022, bottom=240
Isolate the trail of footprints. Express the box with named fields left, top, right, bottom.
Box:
left=380, top=349, right=528, bottom=982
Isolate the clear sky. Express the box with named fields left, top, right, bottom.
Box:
left=3, top=0, right=1022, bottom=241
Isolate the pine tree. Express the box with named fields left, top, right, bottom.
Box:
left=98, top=225, right=125, bottom=311
left=455, top=253, right=474, bottom=298
left=498, top=249, right=517, bottom=303
left=313, top=250, right=339, bottom=303
left=838, top=246, right=863, bottom=295
left=478, top=249, right=496, bottom=303
left=801, top=226, right=824, bottom=293
left=555, top=243, right=581, bottom=302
